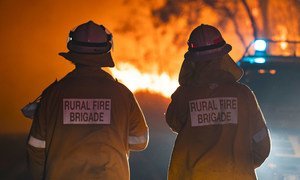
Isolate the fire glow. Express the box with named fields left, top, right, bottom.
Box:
left=111, top=63, right=179, bottom=97
left=0, top=0, right=299, bottom=135
left=107, top=1, right=299, bottom=98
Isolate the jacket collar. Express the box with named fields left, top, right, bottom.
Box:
left=179, top=54, right=242, bottom=87
left=66, top=66, right=115, bottom=81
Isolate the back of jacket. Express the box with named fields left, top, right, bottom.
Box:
left=27, top=67, right=148, bottom=180
left=166, top=70, right=270, bottom=180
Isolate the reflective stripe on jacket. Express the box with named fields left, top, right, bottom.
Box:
left=27, top=67, right=148, bottom=180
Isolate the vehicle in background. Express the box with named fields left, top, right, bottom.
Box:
left=238, top=39, right=300, bottom=180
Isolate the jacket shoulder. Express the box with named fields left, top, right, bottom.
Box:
left=114, top=79, right=135, bottom=97
left=41, top=80, right=59, bottom=96
left=233, top=82, right=258, bottom=101
left=234, top=82, right=253, bottom=92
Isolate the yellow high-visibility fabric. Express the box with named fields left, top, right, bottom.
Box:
left=167, top=56, right=270, bottom=180
left=27, top=67, right=148, bottom=180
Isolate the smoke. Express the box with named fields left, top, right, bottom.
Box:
left=150, top=0, right=299, bottom=54
left=111, top=0, right=186, bottom=75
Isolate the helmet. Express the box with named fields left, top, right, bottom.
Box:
left=185, top=24, right=232, bottom=60
left=59, top=21, right=115, bottom=67
left=67, top=21, right=113, bottom=54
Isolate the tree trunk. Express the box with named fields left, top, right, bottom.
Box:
left=258, top=0, right=269, bottom=38
left=241, top=0, right=259, bottom=39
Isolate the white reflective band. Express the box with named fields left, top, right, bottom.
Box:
left=128, top=133, right=148, bottom=145
left=28, top=136, right=46, bottom=148
left=253, top=128, right=268, bottom=143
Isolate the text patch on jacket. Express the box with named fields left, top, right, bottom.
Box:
left=63, top=98, right=111, bottom=124
left=189, top=97, right=238, bottom=126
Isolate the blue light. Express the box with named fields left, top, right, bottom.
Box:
left=254, top=40, right=267, bottom=51
left=254, top=57, right=266, bottom=63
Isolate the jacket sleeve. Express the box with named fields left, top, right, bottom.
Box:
left=166, top=87, right=188, bottom=133
left=27, top=95, right=47, bottom=180
left=128, top=93, right=149, bottom=151
left=247, top=90, right=271, bottom=168
left=26, top=81, right=57, bottom=179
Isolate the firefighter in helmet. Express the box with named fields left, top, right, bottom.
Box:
left=26, top=21, right=149, bottom=180
left=166, top=24, right=270, bottom=180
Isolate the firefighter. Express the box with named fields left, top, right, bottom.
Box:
left=166, top=24, right=270, bottom=180
left=26, top=21, right=149, bottom=180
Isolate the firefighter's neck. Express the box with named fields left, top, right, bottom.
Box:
left=75, top=64, right=100, bottom=70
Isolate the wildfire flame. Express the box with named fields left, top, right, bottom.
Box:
left=111, top=63, right=179, bottom=97
left=1, top=0, right=299, bottom=134
left=278, top=26, right=288, bottom=50
left=108, top=0, right=298, bottom=98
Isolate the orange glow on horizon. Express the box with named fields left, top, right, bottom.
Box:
left=276, top=26, right=288, bottom=50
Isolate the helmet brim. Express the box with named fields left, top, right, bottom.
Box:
left=59, top=51, right=115, bottom=67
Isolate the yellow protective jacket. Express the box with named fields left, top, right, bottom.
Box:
left=166, top=56, right=270, bottom=180
left=27, top=67, right=149, bottom=180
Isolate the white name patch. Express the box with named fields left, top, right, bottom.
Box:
left=63, top=99, right=111, bottom=124
left=189, top=97, right=238, bottom=127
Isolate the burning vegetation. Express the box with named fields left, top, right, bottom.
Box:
left=0, top=0, right=299, bottom=134
left=108, top=0, right=300, bottom=97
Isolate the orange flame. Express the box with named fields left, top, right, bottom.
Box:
left=111, top=63, right=179, bottom=97
left=274, top=25, right=288, bottom=50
